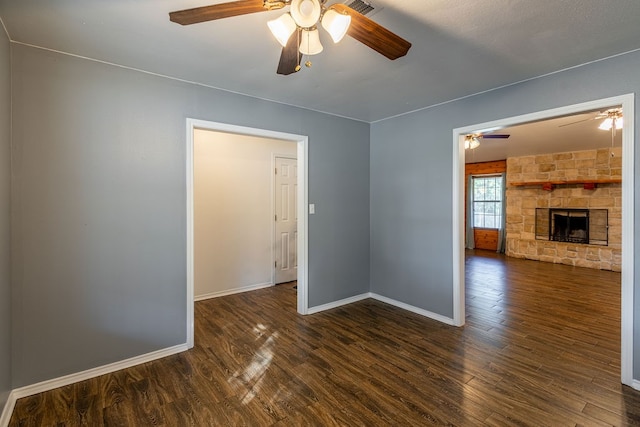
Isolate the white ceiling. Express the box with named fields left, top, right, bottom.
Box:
left=1, top=0, right=640, bottom=123
left=465, top=108, right=624, bottom=163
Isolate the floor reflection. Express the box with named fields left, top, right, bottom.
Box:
left=230, top=323, right=278, bottom=405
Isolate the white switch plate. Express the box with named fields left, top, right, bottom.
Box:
left=309, top=204, right=315, bottom=214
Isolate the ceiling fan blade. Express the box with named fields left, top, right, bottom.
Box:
left=277, top=29, right=302, bottom=75
left=330, top=4, right=411, bottom=60
left=481, top=134, right=510, bottom=139
left=169, top=0, right=273, bottom=25
left=558, top=117, right=593, bottom=128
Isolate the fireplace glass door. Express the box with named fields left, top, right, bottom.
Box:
left=535, top=208, right=608, bottom=246
left=549, top=209, right=589, bottom=244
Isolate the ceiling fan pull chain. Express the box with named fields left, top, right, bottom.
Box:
left=295, top=29, right=302, bottom=71
left=305, top=29, right=312, bottom=67
left=612, top=115, right=617, bottom=149
left=609, top=125, right=615, bottom=157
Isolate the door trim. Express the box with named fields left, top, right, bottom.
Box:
left=452, top=93, right=635, bottom=386
left=186, top=119, right=309, bottom=348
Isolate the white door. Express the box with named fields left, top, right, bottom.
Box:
left=274, top=156, right=297, bottom=284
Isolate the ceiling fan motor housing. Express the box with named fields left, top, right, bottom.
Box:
left=290, top=0, right=321, bottom=27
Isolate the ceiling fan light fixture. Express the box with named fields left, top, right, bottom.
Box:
left=598, top=109, right=623, bottom=131
left=299, top=28, right=323, bottom=55
left=290, top=0, right=321, bottom=27
left=321, top=9, right=351, bottom=43
left=598, top=117, right=613, bottom=131
left=600, top=116, right=623, bottom=130
left=598, top=116, right=623, bottom=131
left=267, top=13, right=297, bottom=47
left=464, top=136, right=480, bottom=150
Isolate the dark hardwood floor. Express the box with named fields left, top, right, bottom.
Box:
left=10, top=250, right=640, bottom=425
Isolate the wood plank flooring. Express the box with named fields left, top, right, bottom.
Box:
left=10, top=250, right=640, bottom=425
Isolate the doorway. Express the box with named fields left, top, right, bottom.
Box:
left=452, top=94, right=635, bottom=385
left=186, top=119, right=309, bottom=348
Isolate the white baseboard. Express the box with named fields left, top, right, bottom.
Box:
left=0, top=343, right=188, bottom=427
left=307, top=292, right=370, bottom=314
left=195, top=282, right=273, bottom=301
left=0, top=292, right=453, bottom=427
left=306, top=292, right=457, bottom=327
left=0, top=391, right=17, bottom=427
left=370, top=293, right=456, bottom=326
left=632, top=379, right=640, bottom=391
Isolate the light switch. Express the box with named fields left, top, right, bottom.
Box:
left=309, top=204, right=315, bottom=214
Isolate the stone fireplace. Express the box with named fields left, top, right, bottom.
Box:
left=505, top=147, right=621, bottom=271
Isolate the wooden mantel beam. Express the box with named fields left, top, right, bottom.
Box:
left=509, top=178, right=621, bottom=191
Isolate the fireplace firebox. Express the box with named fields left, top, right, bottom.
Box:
left=550, top=209, right=588, bottom=244
left=535, top=208, right=608, bottom=246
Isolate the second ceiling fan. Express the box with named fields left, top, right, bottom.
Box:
left=465, top=132, right=510, bottom=150
left=169, top=0, right=411, bottom=75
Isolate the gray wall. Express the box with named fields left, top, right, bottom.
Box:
left=0, top=27, right=11, bottom=410
left=10, top=27, right=638, bottom=390
left=10, top=43, right=370, bottom=387
left=371, top=50, right=640, bottom=375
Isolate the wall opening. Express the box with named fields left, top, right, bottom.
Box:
left=452, top=94, right=635, bottom=386
left=193, top=130, right=297, bottom=300
left=186, top=119, right=309, bottom=348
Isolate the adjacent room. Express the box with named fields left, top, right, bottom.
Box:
left=1, top=0, right=640, bottom=425
left=461, top=108, right=627, bottom=423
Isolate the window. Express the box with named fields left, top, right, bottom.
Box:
left=472, top=175, right=503, bottom=228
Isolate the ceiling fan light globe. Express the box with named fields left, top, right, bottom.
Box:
left=322, top=10, right=351, bottom=43
left=464, top=136, right=480, bottom=150
left=300, top=1, right=313, bottom=16
left=299, top=28, right=323, bottom=55
left=290, top=0, right=321, bottom=27
left=598, top=117, right=613, bottom=131
left=616, top=117, right=623, bottom=129
left=267, top=13, right=297, bottom=47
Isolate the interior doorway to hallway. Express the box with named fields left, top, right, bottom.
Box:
left=193, top=131, right=296, bottom=296
left=186, top=119, right=309, bottom=348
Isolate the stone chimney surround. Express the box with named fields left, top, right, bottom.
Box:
left=505, top=147, right=621, bottom=271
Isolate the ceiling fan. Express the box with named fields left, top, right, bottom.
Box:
left=559, top=108, right=623, bottom=130
left=465, top=132, right=510, bottom=150
left=169, top=0, right=411, bottom=75
left=558, top=108, right=624, bottom=148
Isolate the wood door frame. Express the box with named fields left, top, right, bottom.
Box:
left=272, top=154, right=298, bottom=285
left=452, top=94, right=635, bottom=386
left=186, top=119, right=309, bottom=348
